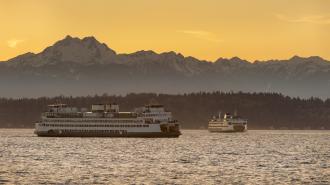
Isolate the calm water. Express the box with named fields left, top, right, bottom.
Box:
left=0, top=129, right=329, bottom=185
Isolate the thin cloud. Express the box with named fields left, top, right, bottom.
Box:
left=177, top=30, right=223, bottom=43
left=276, top=14, right=330, bottom=25
left=7, top=39, right=24, bottom=48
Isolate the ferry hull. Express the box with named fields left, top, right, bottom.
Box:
left=208, top=125, right=247, bottom=132
left=34, top=130, right=181, bottom=138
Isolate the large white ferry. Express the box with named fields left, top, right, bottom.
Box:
left=208, top=112, right=247, bottom=132
left=34, top=103, right=181, bottom=137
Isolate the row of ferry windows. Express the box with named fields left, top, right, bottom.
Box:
left=44, top=119, right=143, bottom=123
left=143, top=114, right=168, bottom=117
left=41, top=124, right=149, bottom=128
left=59, top=130, right=128, bottom=134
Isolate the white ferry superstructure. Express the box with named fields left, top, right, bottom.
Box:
left=34, top=103, right=181, bottom=137
left=208, top=112, right=247, bottom=132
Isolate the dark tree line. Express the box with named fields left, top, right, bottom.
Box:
left=0, top=92, right=329, bottom=129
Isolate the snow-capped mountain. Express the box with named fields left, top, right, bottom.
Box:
left=6, top=35, right=117, bottom=67
left=1, top=35, right=330, bottom=98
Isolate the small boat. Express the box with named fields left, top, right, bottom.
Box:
left=208, top=112, right=247, bottom=132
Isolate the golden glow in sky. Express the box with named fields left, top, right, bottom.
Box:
left=0, top=0, right=329, bottom=61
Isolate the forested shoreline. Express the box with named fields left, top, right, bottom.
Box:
left=0, top=92, right=329, bottom=129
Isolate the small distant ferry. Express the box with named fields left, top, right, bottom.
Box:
left=208, top=112, right=247, bottom=132
left=34, top=103, right=181, bottom=137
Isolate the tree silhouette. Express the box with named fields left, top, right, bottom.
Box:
left=0, top=92, right=329, bottom=129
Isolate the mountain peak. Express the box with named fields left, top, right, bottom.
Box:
left=289, top=55, right=328, bottom=63
left=290, top=55, right=304, bottom=61
left=52, top=35, right=80, bottom=48
left=215, top=56, right=249, bottom=64
left=230, top=56, right=244, bottom=62
left=131, top=50, right=157, bottom=56
left=160, top=51, right=184, bottom=59
left=55, top=35, right=101, bottom=45
left=82, top=36, right=97, bottom=41
left=65, top=35, right=73, bottom=39
left=81, top=36, right=101, bottom=46
left=6, top=35, right=118, bottom=66
left=307, top=56, right=326, bottom=62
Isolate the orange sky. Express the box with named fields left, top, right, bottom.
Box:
left=0, top=0, right=329, bottom=61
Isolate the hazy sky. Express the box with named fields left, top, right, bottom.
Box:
left=0, top=0, right=329, bottom=61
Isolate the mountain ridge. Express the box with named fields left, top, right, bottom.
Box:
left=1, top=35, right=330, bottom=98
left=4, top=35, right=329, bottom=65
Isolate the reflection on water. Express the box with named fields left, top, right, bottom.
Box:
left=0, top=129, right=329, bottom=184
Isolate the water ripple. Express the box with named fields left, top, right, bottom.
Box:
left=0, top=129, right=329, bottom=184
